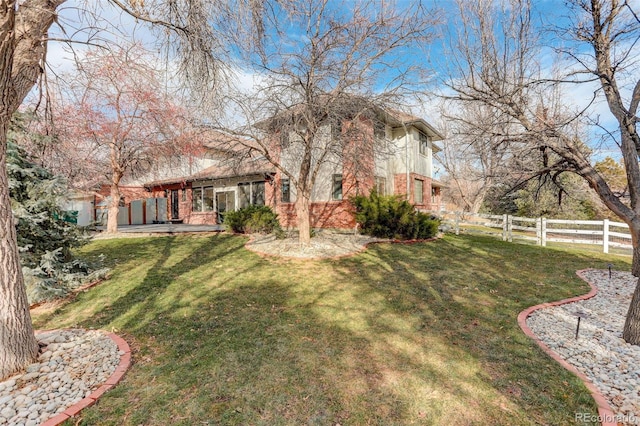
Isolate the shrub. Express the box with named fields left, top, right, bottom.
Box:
left=224, top=205, right=282, bottom=235
left=351, top=190, right=440, bottom=240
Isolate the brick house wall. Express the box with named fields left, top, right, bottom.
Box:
left=393, top=173, right=439, bottom=211
left=276, top=200, right=357, bottom=229
left=148, top=183, right=191, bottom=222
left=149, top=174, right=277, bottom=225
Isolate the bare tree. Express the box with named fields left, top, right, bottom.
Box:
left=215, top=0, right=438, bottom=245
left=438, top=101, right=513, bottom=213
left=49, top=44, right=198, bottom=233
left=0, top=0, right=263, bottom=380
left=443, top=0, right=640, bottom=343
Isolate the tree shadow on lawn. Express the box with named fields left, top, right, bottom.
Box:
left=34, top=233, right=620, bottom=425
left=330, top=235, right=625, bottom=425
left=34, top=234, right=247, bottom=332
left=56, top=239, right=484, bottom=425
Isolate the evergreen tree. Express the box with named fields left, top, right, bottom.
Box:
left=7, top=116, right=106, bottom=303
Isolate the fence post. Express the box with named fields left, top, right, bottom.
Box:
left=502, top=214, right=508, bottom=241
left=541, top=217, right=547, bottom=247
left=603, top=218, right=610, bottom=254
left=536, top=217, right=542, bottom=246
left=507, top=215, right=513, bottom=242
left=455, top=211, right=460, bottom=235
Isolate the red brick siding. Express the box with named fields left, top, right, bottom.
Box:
left=149, top=183, right=192, bottom=222
left=393, top=173, right=438, bottom=210
left=276, top=200, right=356, bottom=229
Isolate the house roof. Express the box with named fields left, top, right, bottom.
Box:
left=254, top=96, right=445, bottom=143
left=144, top=158, right=275, bottom=189
left=431, top=178, right=447, bottom=188
left=384, top=109, right=445, bottom=142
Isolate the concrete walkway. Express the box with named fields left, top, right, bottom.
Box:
left=95, top=224, right=224, bottom=234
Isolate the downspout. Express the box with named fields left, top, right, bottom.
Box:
left=405, top=126, right=410, bottom=202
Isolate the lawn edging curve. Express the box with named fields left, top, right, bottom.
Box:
left=39, top=332, right=131, bottom=426
left=517, top=269, right=616, bottom=426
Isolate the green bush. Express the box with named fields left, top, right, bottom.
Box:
left=224, top=205, right=282, bottom=235
left=351, top=191, right=440, bottom=240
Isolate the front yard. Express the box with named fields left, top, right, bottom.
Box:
left=32, top=233, right=630, bottom=425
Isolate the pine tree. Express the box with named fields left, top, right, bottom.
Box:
left=8, top=115, right=106, bottom=303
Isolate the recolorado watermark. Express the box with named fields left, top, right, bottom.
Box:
left=575, top=412, right=639, bottom=425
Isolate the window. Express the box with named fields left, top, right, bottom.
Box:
left=374, top=120, right=386, bottom=140
left=238, top=181, right=266, bottom=208
left=281, top=178, right=291, bottom=203
left=181, top=188, right=186, bottom=202
left=192, top=186, right=214, bottom=212
left=419, top=132, right=429, bottom=156
left=192, top=187, right=203, bottom=211
left=252, top=181, right=265, bottom=206
left=331, top=122, right=343, bottom=141
left=414, top=179, right=424, bottom=204
left=374, top=176, right=386, bottom=195
left=332, top=174, right=343, bottom=200
left=238, top=183, right=251, bottom=209
left=203, top=187, right=214, bottom=211
left=280, top=130, right=290, bottom=148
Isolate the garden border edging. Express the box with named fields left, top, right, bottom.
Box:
left=39, top=331, right=131, bottom=426
left=517, top=269, right=616, bottom=426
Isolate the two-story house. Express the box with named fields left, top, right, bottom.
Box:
left=142, top=109, right=444, bottom=229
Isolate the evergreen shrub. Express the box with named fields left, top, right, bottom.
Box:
left=351, top=190, right=440, bottom=240
left=224, top=205, right=283, bottom=236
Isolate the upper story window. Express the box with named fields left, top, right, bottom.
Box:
left=419, top=132, right=429, bottom=156
left=374, top=120, right=386, bottom=140
left=332, top=174, right=343, bottom=200
left=280, top=130, right=290, bottom=148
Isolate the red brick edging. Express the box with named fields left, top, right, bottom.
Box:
left=517, top=269, right=617, bottom=426
left=39, top=332, right=132, bottom=426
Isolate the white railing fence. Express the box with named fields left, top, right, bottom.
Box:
left=435, top=211, right=632, bottom=254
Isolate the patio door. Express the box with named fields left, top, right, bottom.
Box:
left=215, top=190, right=235, bottom=224
left=171, top=190, right=179, bottom=220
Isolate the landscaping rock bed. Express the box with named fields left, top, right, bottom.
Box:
left=527, top=269, right=640, bottom=424
left=0, top=329, right=120, bottom=425
left=246, top=230, right=388, bottom=259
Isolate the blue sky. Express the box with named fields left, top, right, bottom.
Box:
left=44, top=0, right=634, bottom=162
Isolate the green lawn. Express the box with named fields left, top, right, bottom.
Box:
left=32, top=233, right=631, bottom=425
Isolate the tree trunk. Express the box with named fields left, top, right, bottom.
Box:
left=0, top=124, right=39, bottom=380
left=106, top=181, right=121, bottom=233
left=623, top=277, right=640, bottom=345
left=0, top=0, right=56, bottom=381
left=622, top=228, right=640, bottom=343
left=107, top=139, right=122, bottom=234
left=296, top=193, right=311, bottom=246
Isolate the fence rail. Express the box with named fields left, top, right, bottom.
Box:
left=436, top=211, right=632, bottom=254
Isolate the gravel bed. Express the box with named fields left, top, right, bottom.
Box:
left=527, top=269, right=640, bottom=424
left=0, top=329, right=120, bottom=425
left=246, top=231, right=389, bottom=259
